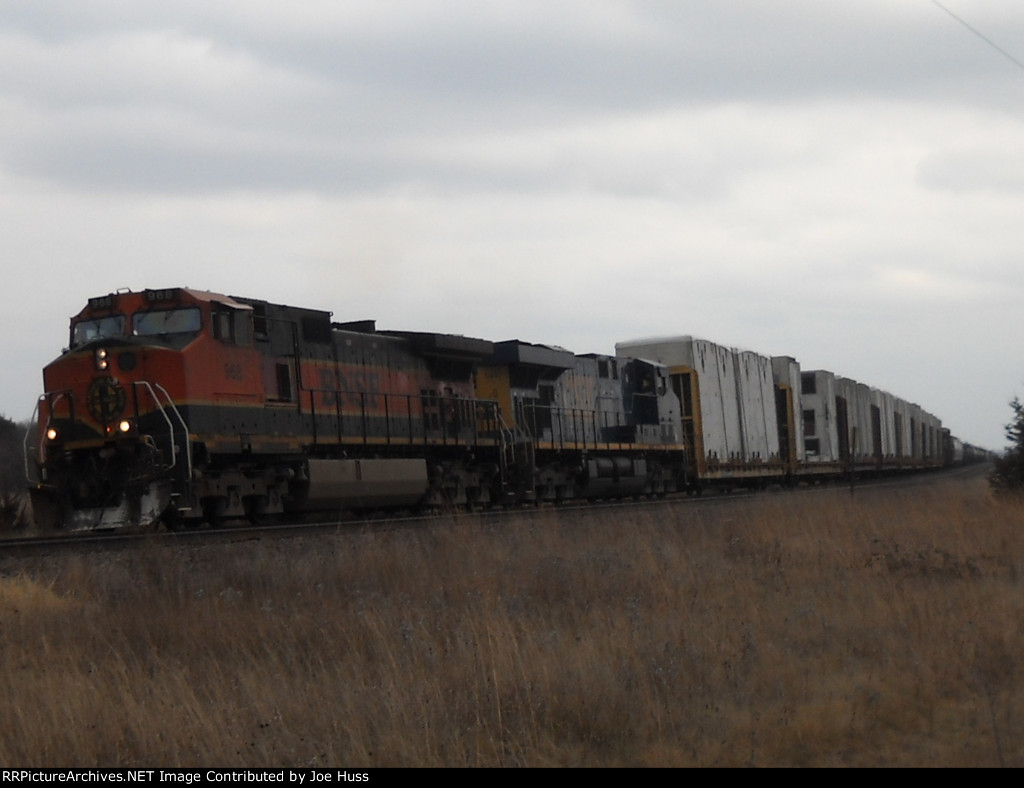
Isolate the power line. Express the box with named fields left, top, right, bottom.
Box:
left=932, top=0, right=1024, bottom=72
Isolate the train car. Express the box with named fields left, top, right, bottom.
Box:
left=614, top=336, right=786, bottom=489
left=475, top=341, right=687, bottom=501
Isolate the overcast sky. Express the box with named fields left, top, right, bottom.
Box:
left=2, top=1, right=1022, bottom=450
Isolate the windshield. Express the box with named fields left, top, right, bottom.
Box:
left=72, top=315, right=127, bottom=347
left=132, top=307, right=202, bottom=337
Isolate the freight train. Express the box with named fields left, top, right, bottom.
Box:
left=26, top=287, right=958, bottom=531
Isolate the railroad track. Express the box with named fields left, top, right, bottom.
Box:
left=0, top=463, right=992, bottom=557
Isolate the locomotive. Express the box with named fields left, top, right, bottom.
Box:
left=27, top=287, right=950, bottom=531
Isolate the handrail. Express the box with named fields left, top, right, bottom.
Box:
left=25, top=391, right=71, bottom=484
left=304, top=388, right=504, bottom=447
left=132, top=381, right=192, bottom=480
left=24, top=397, right=42, bottom=484
left=517, top=400, right=637, bottom=449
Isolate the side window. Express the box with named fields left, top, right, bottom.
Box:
left=275, top=363, right=293, bottom=401
left=235, top=311, right=251, bottom=345
left=253, top=303, right=269, bottom=341
left=214, top=310, right=232, bottom=342
left=213, top=306, right=252, bottom=346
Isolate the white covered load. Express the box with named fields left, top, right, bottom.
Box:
left=799, top=370, right=841, bottom=464
left=873, top=388, right=898, bottom=460
left=836, top=377, right=877, bottom=463
left=615, top=336, right=781, bottom=478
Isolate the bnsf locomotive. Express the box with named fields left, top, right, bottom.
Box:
left=27, top=287, right=951, bottom=531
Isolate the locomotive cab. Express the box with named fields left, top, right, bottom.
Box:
left=29, top=288, right=255, bottom=530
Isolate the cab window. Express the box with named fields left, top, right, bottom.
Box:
left=212, top=305, right=252, bottom=346
left=71, top=315, right=126, bottom=347
left=132, top=307, right=202, bottom=337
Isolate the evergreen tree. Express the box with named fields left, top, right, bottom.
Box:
left=0, top=414, right=29, bottom=531
left=0, top=413, right=26, bottom=494
left=990, top=397, right=1024, bottom=493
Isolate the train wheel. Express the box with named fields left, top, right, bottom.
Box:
left=161, top=507, right=184, bottom=531
left=201, top=497, right=227, bottom=528
left=244, top=495, right=268, bottom=526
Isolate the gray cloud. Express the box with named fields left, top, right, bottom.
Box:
left=6, top=2, right=1024, bottom=196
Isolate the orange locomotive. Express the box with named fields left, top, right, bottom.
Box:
left=29, top=288, right=505, bottom=530
left=28, top=287, right=686, bottom=530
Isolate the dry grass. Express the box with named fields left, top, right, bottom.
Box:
left=1, top=474, right=1022, bottom=767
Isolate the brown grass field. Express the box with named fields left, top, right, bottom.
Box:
left=1, top=470, right=1021, bottom=767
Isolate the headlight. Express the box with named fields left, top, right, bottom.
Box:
left=46, top=427, right=59, bottom=441
left=104, top=420, right=135, bottom=436
left=95, top=348, right=109, bottom=371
